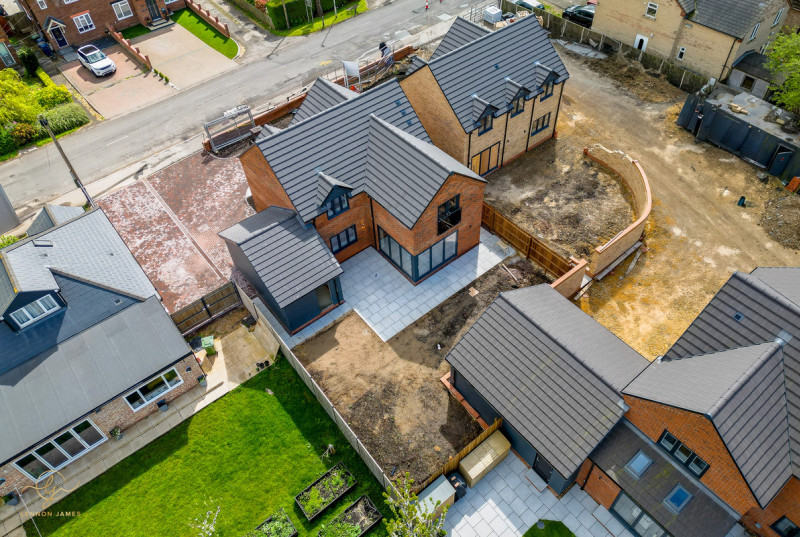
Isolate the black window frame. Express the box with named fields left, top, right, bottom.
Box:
left=532, top=112, right=552, bottom=135
left=325, top=194, right=350, bottom=219
left=542, top=80, right=554, bottom=100
left=610, top=492, right=671, bottom=537
left=377, top=226, right=457, bottom=281
left=330, top=225, right=357, bottom=253
left=657, top=430, right=710, bottom=478
left=773, top=516, right=800, bottom=537
left=478, top=113, right=493, bottom=135
left=437, top=195, right=461, bottom=235
left=510, top=95, right=525, bottom=117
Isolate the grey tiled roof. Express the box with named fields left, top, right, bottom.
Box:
left=365, top=115, right=483, bottom=229
left=732, top=51, right=779, bottom=82
left=658, top=268, right=800, bottom=505
left=290, top=78, right=358, bottom=127
left=0, top=209, right=156, bottom=315
left=625, top=342, right=792, bottom=507
left=407, top=55, right=429, bottom=75
left=219, top=207, right=342, bottom=308
left=430, top=16, right=490, bottom=60
left=425, top=15, right=568, bottom=133
left=256, top=79, right=430, bottom=223
left=683, top=0, right=775, bottom=39
left=26, top=205, right=85, bottom=236
left=316, top=172, right=354, bottom=208
left=255, top=124, right=283, bottom=143
left=446, top=284, right=648, bottom=477
left=592, top=420, right=739, bottom=537
left=0, top=296, right=190, bottom=465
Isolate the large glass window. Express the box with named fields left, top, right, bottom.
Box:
left=73, top=13, right=95, bottom=33
left=773, top=517, right=800, bottom=537
left=663, top=484, right=692, bottom=513
left=611, top=493, right=669, bottom=537
left=325, top=195, right=349, bottom=219
left=14, top=420, right=106, bottom=481
left=437, top=195, right=461, bottom=235
left=124, top=368, right=183, bottom=411
left=8, top=294, right=60, bottom=328
left=658, top=430, right=710, bottom=477
left=532, top=112, right=552, bottom=135
left=112, top=0, right=133, bottom=19
left=377, top=227, right=458, bottom=281
left=625, top=450, right=653, bottom=479
left=330, top=226, right=357, bottom=253
left=0, top=43, right=15, bottom=67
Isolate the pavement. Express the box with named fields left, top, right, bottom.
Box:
left=0, top=0, right=470, bottom=216
left=258, top=228, right=511, bottom=347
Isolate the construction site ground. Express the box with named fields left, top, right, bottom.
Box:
left=293, top=260, right=550, bottom=483
left=550, top=46, right=799, bottom=359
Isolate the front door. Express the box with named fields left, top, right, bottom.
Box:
left=533, top=454, right=553, bottom=483
left=634, top=34, right=648, bottom=51
left=50, top=27, right=68, bottom=48
left=315, top=284, right=333, bottom=311
left=769, top=145, right=794, bottom=177
left=145, top=0, right=162, bottom=21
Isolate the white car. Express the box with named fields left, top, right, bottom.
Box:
left=77, top=45, right=116, bottom=77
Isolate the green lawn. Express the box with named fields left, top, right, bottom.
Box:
left=171, top=8, right=239, bottom=59
left=120, top=24, right=152, bottom=40
left=24, top=354, right=388, bottom=537
left=269, top=0, right=367, bottom=36
left=523, top=520, right=576, bottom=537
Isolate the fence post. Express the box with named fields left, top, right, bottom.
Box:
left=527, top=236, right=534, bottom=261
left=659, top=59, right=664, bottom=73
left=599, top=34, right=604, bottom=50
left=679, top=70, right=686, bottom=89
left=638, top=49, right=643, bottom=62
left=580, top=27, right=585, bottom=44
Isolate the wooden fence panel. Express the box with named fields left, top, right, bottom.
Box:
left=171, top=282, right=240, bottom=334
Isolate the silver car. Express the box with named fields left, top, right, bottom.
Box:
left=77, top=45, right=116, bottom=77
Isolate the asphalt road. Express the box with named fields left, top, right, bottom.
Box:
left=0, top=0, right=473, bottom=210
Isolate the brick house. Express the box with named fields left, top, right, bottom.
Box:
left=16, top=0, right=184, bottom=51
left=445, top=267, right=800, bottom=537
left=592, top=0, right=789, bottom=80
left=0, top=18, right=18, bottom=67
left=401, top=15, right=569, bottom=175
left=0, top=206, right=196, bottom=499
left=224, top=78, right=486, bottom=334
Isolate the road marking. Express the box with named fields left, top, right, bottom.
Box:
left=320, top=59, right=333, bottom=65
left=107, top=134, right=130, bottom=146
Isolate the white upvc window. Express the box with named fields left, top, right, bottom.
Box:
left=14, top=420, right=106, bottom=481
left=645, top=2, right=658, bottom=18
left=677, top=46, right=686, bottom=60
left=112, top=0, right=133, bottom=20
left=124, top=368, right=183, bottom=411
left=0, top=43, right=15, bottom=66
left=774, top=8, right=784, bottom=26
left=749, top=22, right=760, bottom=41
left=9, top=295, right=60, bottom=328
left=73, top=12, right=95, bottom=33
left=36, top=0, right=46, bottom=9
left=63, top=0, right=79, bottom=4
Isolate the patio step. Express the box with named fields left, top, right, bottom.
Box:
left=147, top=19, right=176, bottom=31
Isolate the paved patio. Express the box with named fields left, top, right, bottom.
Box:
left=259, top=228, right=511, bottom=346
left=444, top=453, right=635, bottom=537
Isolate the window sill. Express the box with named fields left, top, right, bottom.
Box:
left=643, top=14, right=656, bottom=19
left=477, top=129, right=492, bottom=136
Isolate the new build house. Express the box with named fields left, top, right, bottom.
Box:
left=592, top=0, right=789, bottom=80
left=445, top=268, right=800, bottom=537
left=227, top=78, right=486, bottom=334
left=0, top=207, right=196, bottom=497
left=402, top=15, right=568, bottom=175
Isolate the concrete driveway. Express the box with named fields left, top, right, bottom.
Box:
left=130, top=23, right=237, bottom=89
left=60, top=44, right=174, bottom=118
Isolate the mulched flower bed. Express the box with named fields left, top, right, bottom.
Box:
left=295, top=462, right=356, bottom=521
left=317, top=496, right=382, bottom=537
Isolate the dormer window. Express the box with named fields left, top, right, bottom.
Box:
left=8, top=295, right=60, bottom=328
left=542, top=80, right=554, bottom=100
left=325, top=194, right=349, bottom=219
left=478, top=114, right=493, bottom=135
left=511, top=96, right=525, bottom=117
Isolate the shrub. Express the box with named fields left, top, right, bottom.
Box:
left=40, top=103, right=90, bottom=134
left=266, top=0, right=349, bottom=29
left=10, top=122, right=38, bottom=145
left=36, top=85, right=72, bottom=108
left=36, top=67, right=55, bottom=87
left=17, top=47, right=39, bottom=78
left=0, top=69, right=42, bottom=124
left=0, top=235, right=20, bottom=249
left=0, top=129, right=15, bottom=154
left=164, top=76, right=169, bottom=84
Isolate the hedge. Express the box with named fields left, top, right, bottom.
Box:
left=36, top=68, right=55, bottom=87
left=266, top=0, right=350, bottom=30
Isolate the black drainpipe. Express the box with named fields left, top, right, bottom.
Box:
left=466, top=130, right=472, bottom=169
left=580, top=459, right=596, bottom=490
left=552, top=82, right=565, bottom=140
left=369, top=196, right=377, bottom=248
left=525, top=94, right=537, bottom=153
left=500, top=111, right=510, bottom=166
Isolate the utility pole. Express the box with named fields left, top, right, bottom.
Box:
left=38, top=117, right=95, bottom=208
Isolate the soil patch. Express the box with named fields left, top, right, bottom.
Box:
left=576, top=53, right=685, bottom=104
left=761, top=195, right=800, bottom=250
left=294, top=261, right=549, bottom=482
left=485, top=140, right=634, bottom=261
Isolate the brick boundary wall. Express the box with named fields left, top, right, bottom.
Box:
left=584, top=145, right=652, bottom=277
left=185, top=0, right=231, bottom=38
left=550, top=256, right=588, bottom=298
left=107, top=26, right=152, bottom=69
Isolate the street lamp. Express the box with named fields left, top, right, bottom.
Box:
left=37, top=116, right=95, bottom=208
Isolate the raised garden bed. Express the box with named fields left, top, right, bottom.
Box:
left=253, top=508, right=297, bottom=537
left=318, top=496, right=382, bottom=537
left=295, top=462, right=356, bottom=521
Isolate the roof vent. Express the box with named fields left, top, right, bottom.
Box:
left=114, top=298, right=123, bottom=306
left=33, top=239, right=53, bottom=247
left=394, top=99, right=401, bottom=106
left=776, top=330, right=793, bottom=347
left=400, top=109, right=407, bottom=116
left=494, top=63, right=500, bottom=70
left=733, top=312, right=745, bottom=322
left=406, top=119, right=413, bottom=126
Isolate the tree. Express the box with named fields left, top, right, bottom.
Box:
left=383, top=474, right=448, bottom=537
left=765, top=31, right=800, bottom=113
left=0, top=69, right=41, bottom=124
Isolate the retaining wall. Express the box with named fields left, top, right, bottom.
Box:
left=185, top=0, right=231, bottom=37
left=107, top=26, right=151, bottom=69
left=550, top=257, right=588, bottom=298
left=584, top=145, right=652, bottom=276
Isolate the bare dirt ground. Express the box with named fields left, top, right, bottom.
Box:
left=555, top=47, right=799, bottom=359
left=294, top=261, right=549, bottom=482
left=485, top=136, right=634, bottom=261
left=761, top=195, right=800, bottom=250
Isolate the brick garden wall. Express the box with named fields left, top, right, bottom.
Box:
left=314, top=192, right=375, bottom=263
left=582, top=461, right=622, bottom=509
left=240, top=146, right=296, bottom=213
left=741, top=477, right=800, bottom=537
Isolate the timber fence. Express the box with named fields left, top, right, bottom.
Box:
left=170, top=282, right=241, bottom=335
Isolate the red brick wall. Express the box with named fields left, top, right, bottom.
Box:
left=371, top=173, right=485, bottom=257
left=624, top=395, right=758, bottom=515
left=741, top=477, right=800, bottom=537
left=240, top=146, right=295, bottom=213
left=313, top=192, right=374, bottom=263
left=583, top=461, right=622, bottom=509
left=0, top=355, right=198, bottom=497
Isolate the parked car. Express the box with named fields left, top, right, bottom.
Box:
left=562, top=4, right=595, bottom=27
left=512, top=0, right=544, bottom=10
left=77, top=45, right=116, bottom=77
